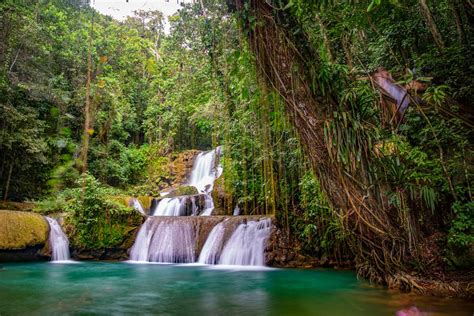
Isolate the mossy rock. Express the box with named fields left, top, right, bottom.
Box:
left=167, top=186, right=199, bottom=198
left=212, top=176, right=233, bottom=214
left=0, top=210, right=49, bottom=250
left=136, top=196, right=154, bottom=210
left=169, top=150, right=200, bottom=185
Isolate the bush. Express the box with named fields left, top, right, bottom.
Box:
left=447, top=201, right=474, bottom=268
left=40, top=173, right=143, bottom=249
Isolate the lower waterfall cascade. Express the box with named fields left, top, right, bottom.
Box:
left=45, top=217, right=71, bottom=262
left=129, top=217, right=272, bottom=266
left=219, top=218, right=272, bottom=266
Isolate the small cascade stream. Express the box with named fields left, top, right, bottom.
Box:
left=189, top=147, right=223, bottom=194
left=46, top=217, right=71, bottom=262
left=130, top=218, right=195, bottom=263
left=198, top=221, right=227, bottom=264
left=152, top=198, right=186, bottom=216
left=219, top=218, right=272, bottom=266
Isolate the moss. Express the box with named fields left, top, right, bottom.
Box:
left=0, top=210, right=49, bottom=250
left=167, top=186, right=199, bottom=197
left=212, top=176, right=233, bottom=214
left=169, top=150, right=199, bottom=185
left=132, top=150, right=199, bottom=196
left=136, top=196, right=154, bottom=210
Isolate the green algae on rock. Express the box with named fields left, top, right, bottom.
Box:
left=0, top=210, right=49, bottom=250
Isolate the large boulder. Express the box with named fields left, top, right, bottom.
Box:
left=0, top=210, right=49, bottom=261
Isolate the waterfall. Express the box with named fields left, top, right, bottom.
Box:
left=233, top=205, right=240, bottom=216
left=130, top=198, right=145, bottom=215
left=199, top=195, right=214, bottom=216
left=45, top=217, right=71, bottom=262
left=188, top=146, right=222, bottom=216
left=129, top=218, right=154, bottom=262
left=130, top=217, right=273, bottom=265
left=198, top=221, right=227, bottom=264
left=189, top=147, right=222, bottom=194
left=130, top=218, right=195, bottom=263
left=151, top=198, right=187, bottom=216
left=219, top=218, right=272, bottom=266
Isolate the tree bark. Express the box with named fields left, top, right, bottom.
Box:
left=419, top=0, right=445, bottom=52
left=449, top=0, right=466, bottom=45
left=79, top=12, right=94, bottom=174
left=3, top=162, right=13, bottom=201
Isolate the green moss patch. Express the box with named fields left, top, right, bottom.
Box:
left=167, top=186, right=199, bottom=197
left=0, top=210, right=49, bottom=250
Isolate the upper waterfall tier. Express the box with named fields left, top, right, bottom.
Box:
left=188, top=146, right=223, bottom=194
left=130, top=147, right=222, bottom=217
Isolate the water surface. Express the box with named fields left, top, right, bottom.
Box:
left=0, top=262, right=472, bottom=315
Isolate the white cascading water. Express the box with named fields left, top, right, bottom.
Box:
left=198, top=221, right=227, bottom=264
left=233, top=205, right=240, bottom=216
left=130, top=198, right=145, bottom=215
left=199, top=195, right=214, bottom=216
left=152, top=198, right=187, bottom=216
left=219, top=218, right=272, bottom=266
left=189, top=147, right=223, bottom=194
left=46, top=217, right=71, bottom=261
left=190, top=197, right=200, bottom=216
left=130, top=218, right=195, bottom=263
left=188, top=146, right=222, bottom=216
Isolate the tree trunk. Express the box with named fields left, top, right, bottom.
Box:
left=235, top=0, right=420, bottom=287
left=419, top=0, right=445, bottom=51
left=79, top=13, right=94, bottom=174
left=449, top=0, right=466, bottom=45
left=3, top=162, right=13, bottom=201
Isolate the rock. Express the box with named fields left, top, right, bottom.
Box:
left=166, top=186, right=199, bottom=198
left=0, top=210, right=50, bottom=262
left=0, top=210, right=49, bottom=250
left=168, top=150, right=200, bottom=186
left=211, top=176, right=233, bottom=215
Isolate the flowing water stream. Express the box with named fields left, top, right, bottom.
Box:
left=45, top=217, right=71, bottom=262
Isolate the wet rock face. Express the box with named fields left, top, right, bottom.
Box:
left=0, top=210, right=50, bottom=262
left=68, top=224, right=142, bottom=261
left=265, top=222, right=353, bottom=269
left=211, top=176, right=229, bottom=215
left=169, top=150, right=201, bottom=187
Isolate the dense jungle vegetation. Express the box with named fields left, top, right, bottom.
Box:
left=0, top=0, right=472, bottom=292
